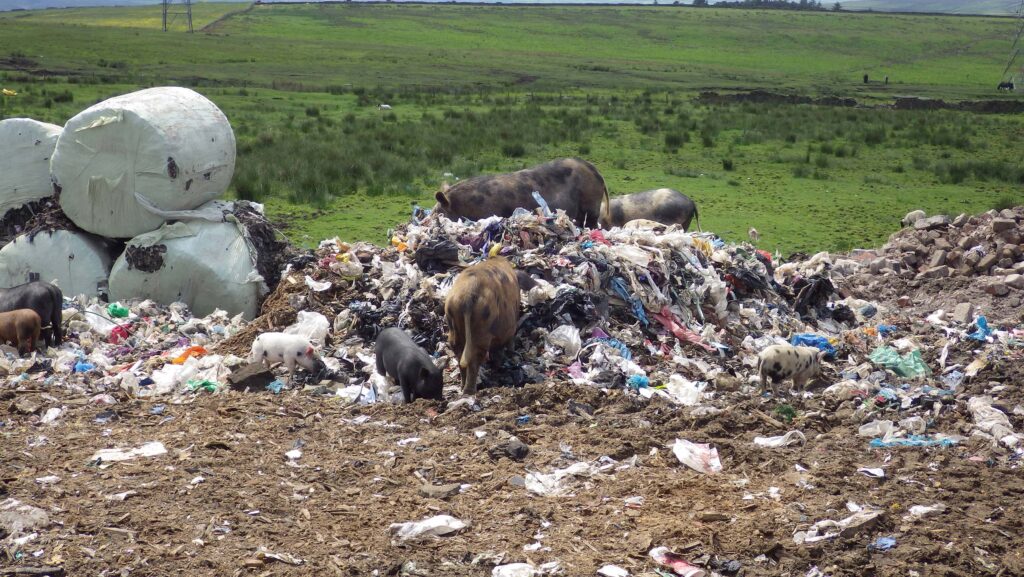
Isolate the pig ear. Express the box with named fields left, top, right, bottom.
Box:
left=435, top=190, right=450, bottom=207
left=419, top=366, right=431, bottom=380
left=441, top=181, right=451, bottom=193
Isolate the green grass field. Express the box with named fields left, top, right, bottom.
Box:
left=1, top=3, right=1022, bottom=253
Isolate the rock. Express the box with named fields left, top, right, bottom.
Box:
left=12, top=398, right=41, bottom=415
left=897, top=295, right=912, bottom=307
left=933, top=238, right=953, bottom=251
left=985, top=281, right=1010, bottom=297
left=506, top=438, right=530, bottom=461
left=227, top=363, right=276, bottom=391
left=953, top=213, right=969, bottom=227
left=1009, top=296, right=1022, bottom=308
left=999, top=208, right=1017, bottom=220
left=1003, top=244, right=1020, bottom=258
left=999, top=257, right=1014, bottom=269
left=901, top=253, right=918, bottom=268
left=956, top=265, right=974, bottom=276
left=1015, top=261, right=1024, bottom=272
left=418, top=483, right=462, bottom=500
left=928, top=250, right=948, bottom=269
left=952, top=303, right=974, bottom=324
left=964, top=250, right=982, bottom=267
left=868, top=258, right=888, bottom=274
left=919, top=265, right=951, bottom=279
left=914, top=215, right=951, bottom=231
left=1007, top=274, right=1024, bottom=290
left=993, top=218, right=1017, bottom=233
left=946, top=249, right=962, bottom=266
left=507, top=475, right=526, bottom=488
left=958, top=235, right=978, bottom=250
left=977, top=253, right=999, bottom=273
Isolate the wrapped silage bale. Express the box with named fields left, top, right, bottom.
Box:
left=51, top=86, right=235, bottom=238
left=108, top=217, right=265, bottom=319
left=0, top=230, right=116, bottom=298
left=0, top=118, right=62, bottom=219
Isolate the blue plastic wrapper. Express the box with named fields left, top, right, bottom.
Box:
left=877, top=324, right=898, bottom=336
left=968, top=316, right=992, bottom=341
left=266, top=380, right=285, bottom=394
left=869, top=537, right=897, bottom=551
left=790, top=334, right=837, bottom=358
left=516, top=415, right=531, bottom=425
left=610, top=277, right=649, bottom=327
left=869, top=435, right=957, bottom=448
left=627, top=375, right=650, bottom=389
left=74, top=361, right=95, bottom=373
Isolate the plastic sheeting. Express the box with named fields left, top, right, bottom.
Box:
left=0, top=230, right=115, bottom=298
left=0, top=118, right=62, bottom=218
left=108, top=219, right=264, bottom=319
left=52, top=87, right=235, bottom=238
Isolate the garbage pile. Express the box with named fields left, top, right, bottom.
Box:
left=2, top=204, right=1023, bottom=577
left=0, top=88, right=293, bottom=318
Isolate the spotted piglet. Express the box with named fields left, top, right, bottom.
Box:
left=757, top=344, right=826, bottom=396
left=250, top=332, right=326, bottom=375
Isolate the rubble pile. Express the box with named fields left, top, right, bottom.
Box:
left=848, top=207, right=1024, bottom=305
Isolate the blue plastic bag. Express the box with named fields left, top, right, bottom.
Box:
left=610, top=277, right=649, bottom=327
left=790, top=334, right=837, bottom=358
left=968, top=316, right=992, bottom=341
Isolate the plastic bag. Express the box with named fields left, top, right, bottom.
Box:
left=671, top=439, right=722, bottom=474
left=868, top=346, right=931, bottom=378
left=649, top=546, right=707, bottom=577
left=754, top=430, right=806, bottom=448
left=284, top=310, right=330, bottom=346
left=388, top=515, right=467, bottom=543
left=967, top=316, right=992, bottom=341
left=546, top=325, right=581, bottom=359
left=968, top=396, right=1019, bottom=448
left=790, top=333, right=836, bottom=358
left=661, top=374, right=707, bottom=406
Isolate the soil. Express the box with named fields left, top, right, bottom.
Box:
left=2, top=351, right=1021, bottom=576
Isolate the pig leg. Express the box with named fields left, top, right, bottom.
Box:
left=397, top=374, right=414, bottom=404
left=463, top=354, right=481, bottom=395
left=284, top=354, right=297, bottom=375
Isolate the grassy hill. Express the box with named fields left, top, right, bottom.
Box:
left=843, top=0, right=1021, bottom=15
left=1, top=4, right=1022, bottom=253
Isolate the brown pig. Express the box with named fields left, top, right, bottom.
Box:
left=444, top=256, right=521, bottom=395
left=0, top=309, right=42, bottom=355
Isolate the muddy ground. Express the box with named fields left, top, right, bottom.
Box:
left=3, top=359, right=1022, bottom=577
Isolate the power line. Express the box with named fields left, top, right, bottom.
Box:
left=162, top=0, right=193, bottom=33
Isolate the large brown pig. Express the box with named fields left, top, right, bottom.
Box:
left=0, top=309, right=42, bottom=355
left=432, top=158, right=609, bottom=229
left=444, top=256, right=521, bottom=395
left=602, top=188, right=701, bottom=231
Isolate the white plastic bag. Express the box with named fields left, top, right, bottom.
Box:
left=671, top=439, right=722, bottom=474
left=546, top=325, right=581, bottom=358
left=388, top=515, right=467, bottom=543
left=753, top=430, right=806, bottom=448
left=285, top=310, right=330, bottom=346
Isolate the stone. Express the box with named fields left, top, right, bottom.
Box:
left=964, top=250, right=982, bottom=267
left=914, top=215, right=951, bottom=231
left=1007, top=274, right=1024, bottom=290
left=993, top=218, right=1017, bottom=233
left=957, top=236, right=978, bottom=250
left=418, top=483, right=462, bottom=500
left=952, top=303, right=974, bottom=325
left=953, top=213, right=969, bottom=227
left=919, top=265, right=951, bottom=279
left=985, top=281, right=1010, bottom=297
left=999, top=258, right=1014, bottom=269
left=227, top=363, right=276, bottom=392
left=956, top=265, right=974, bottom=277
left=946, top=249, right=962, bottom=266
left=897, top=295, right=913, bottom=307
left=1005, top=244, right=1021, bottom=258
left=999, top=208, right=1017, bottom=220
left=933, top=238, right=953, bottom=251
left=928, top=250, right=948, bottom=269
left=977, top=253, right=999, bottom=273
left=1009, top=296, right=1022, bottom=308
left=868, top=258, right=888, bottom=274
left=1014, top=261, right=1024, bottom=272
left=901, top=253, right=919, bottom=268
left=505, top=438, right=530, bottom=461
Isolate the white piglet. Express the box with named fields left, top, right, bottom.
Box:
left=757, top=344, right=826, bottom=396
left=250, top=332, right=325, bottom=374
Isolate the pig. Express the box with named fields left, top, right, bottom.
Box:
left=0, top=309, right=41, bottom=355
left=374, top=327, right=444, bottom=402
left=250, top=332, right=326, bottom=375
left=432, top=158, right=610, bottom=229
left=757, top=344, right=826, bottom=396
left=602, top=188, right=701, bottom=231
left=0, top=281, right=63, bottom=347
left=444, top=256, right=521, bottom=395
left=900, top=209, right=926, bottom=228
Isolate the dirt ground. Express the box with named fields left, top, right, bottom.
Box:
left=3, top=359, right=1022, bottom=577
